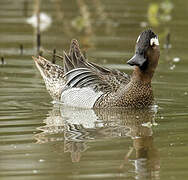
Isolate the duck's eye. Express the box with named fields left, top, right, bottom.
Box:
left=150, top=37, right=159, bottom=46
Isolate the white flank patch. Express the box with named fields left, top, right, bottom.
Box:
left=150, top=37, right=159, bottom=46
left=61, top=87, right=103, bottom=108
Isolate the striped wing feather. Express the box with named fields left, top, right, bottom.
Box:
left=61, top=39, right=130, bottom=93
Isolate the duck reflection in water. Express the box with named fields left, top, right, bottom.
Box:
left=35, top=105, right=160, bottom=178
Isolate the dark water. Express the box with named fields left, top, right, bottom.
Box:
left=0, top=0, right=188, bottom=180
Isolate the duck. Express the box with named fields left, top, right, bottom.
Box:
left=33, top=29, right=160, bottom=109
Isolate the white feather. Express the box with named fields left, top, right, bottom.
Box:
left=61, top=87, right=103, bottom=108
left=150, top=37, right=159, bottom=46
left=136, top=35, right=141, bottom=43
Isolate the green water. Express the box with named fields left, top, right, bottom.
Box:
left=0, top=0, right=188, bottom=180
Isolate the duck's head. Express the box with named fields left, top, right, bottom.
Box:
left=127, top=29, right=160, bottom=73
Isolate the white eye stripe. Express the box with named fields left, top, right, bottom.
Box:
left=136, top=35, right=141, bottom=43
left=150, top=37, right=159, bottom=46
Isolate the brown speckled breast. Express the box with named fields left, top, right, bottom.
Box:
left=94, top=81, right=153, bottom=108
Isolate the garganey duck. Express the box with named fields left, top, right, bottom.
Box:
left=33, top=29, right=160, bottom=109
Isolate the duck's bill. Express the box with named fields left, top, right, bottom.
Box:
left=127, top=54, right=147, bottom=68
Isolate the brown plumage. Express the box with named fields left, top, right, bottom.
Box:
left=33, top=29, right=160, bottom=109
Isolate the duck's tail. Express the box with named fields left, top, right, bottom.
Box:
left=33, top=56, right=65, bottom=101
left=33, top=39, right=93, bottom=101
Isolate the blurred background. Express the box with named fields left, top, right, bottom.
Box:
left=0, top=0, right=188, bottom=180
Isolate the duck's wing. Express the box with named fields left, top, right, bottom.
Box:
left=62, top=39, right=130, bottom=93
left=63, top=67, right=130, bottom=93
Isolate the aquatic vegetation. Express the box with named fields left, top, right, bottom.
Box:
left=147, top=0, right=174, bottom=27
